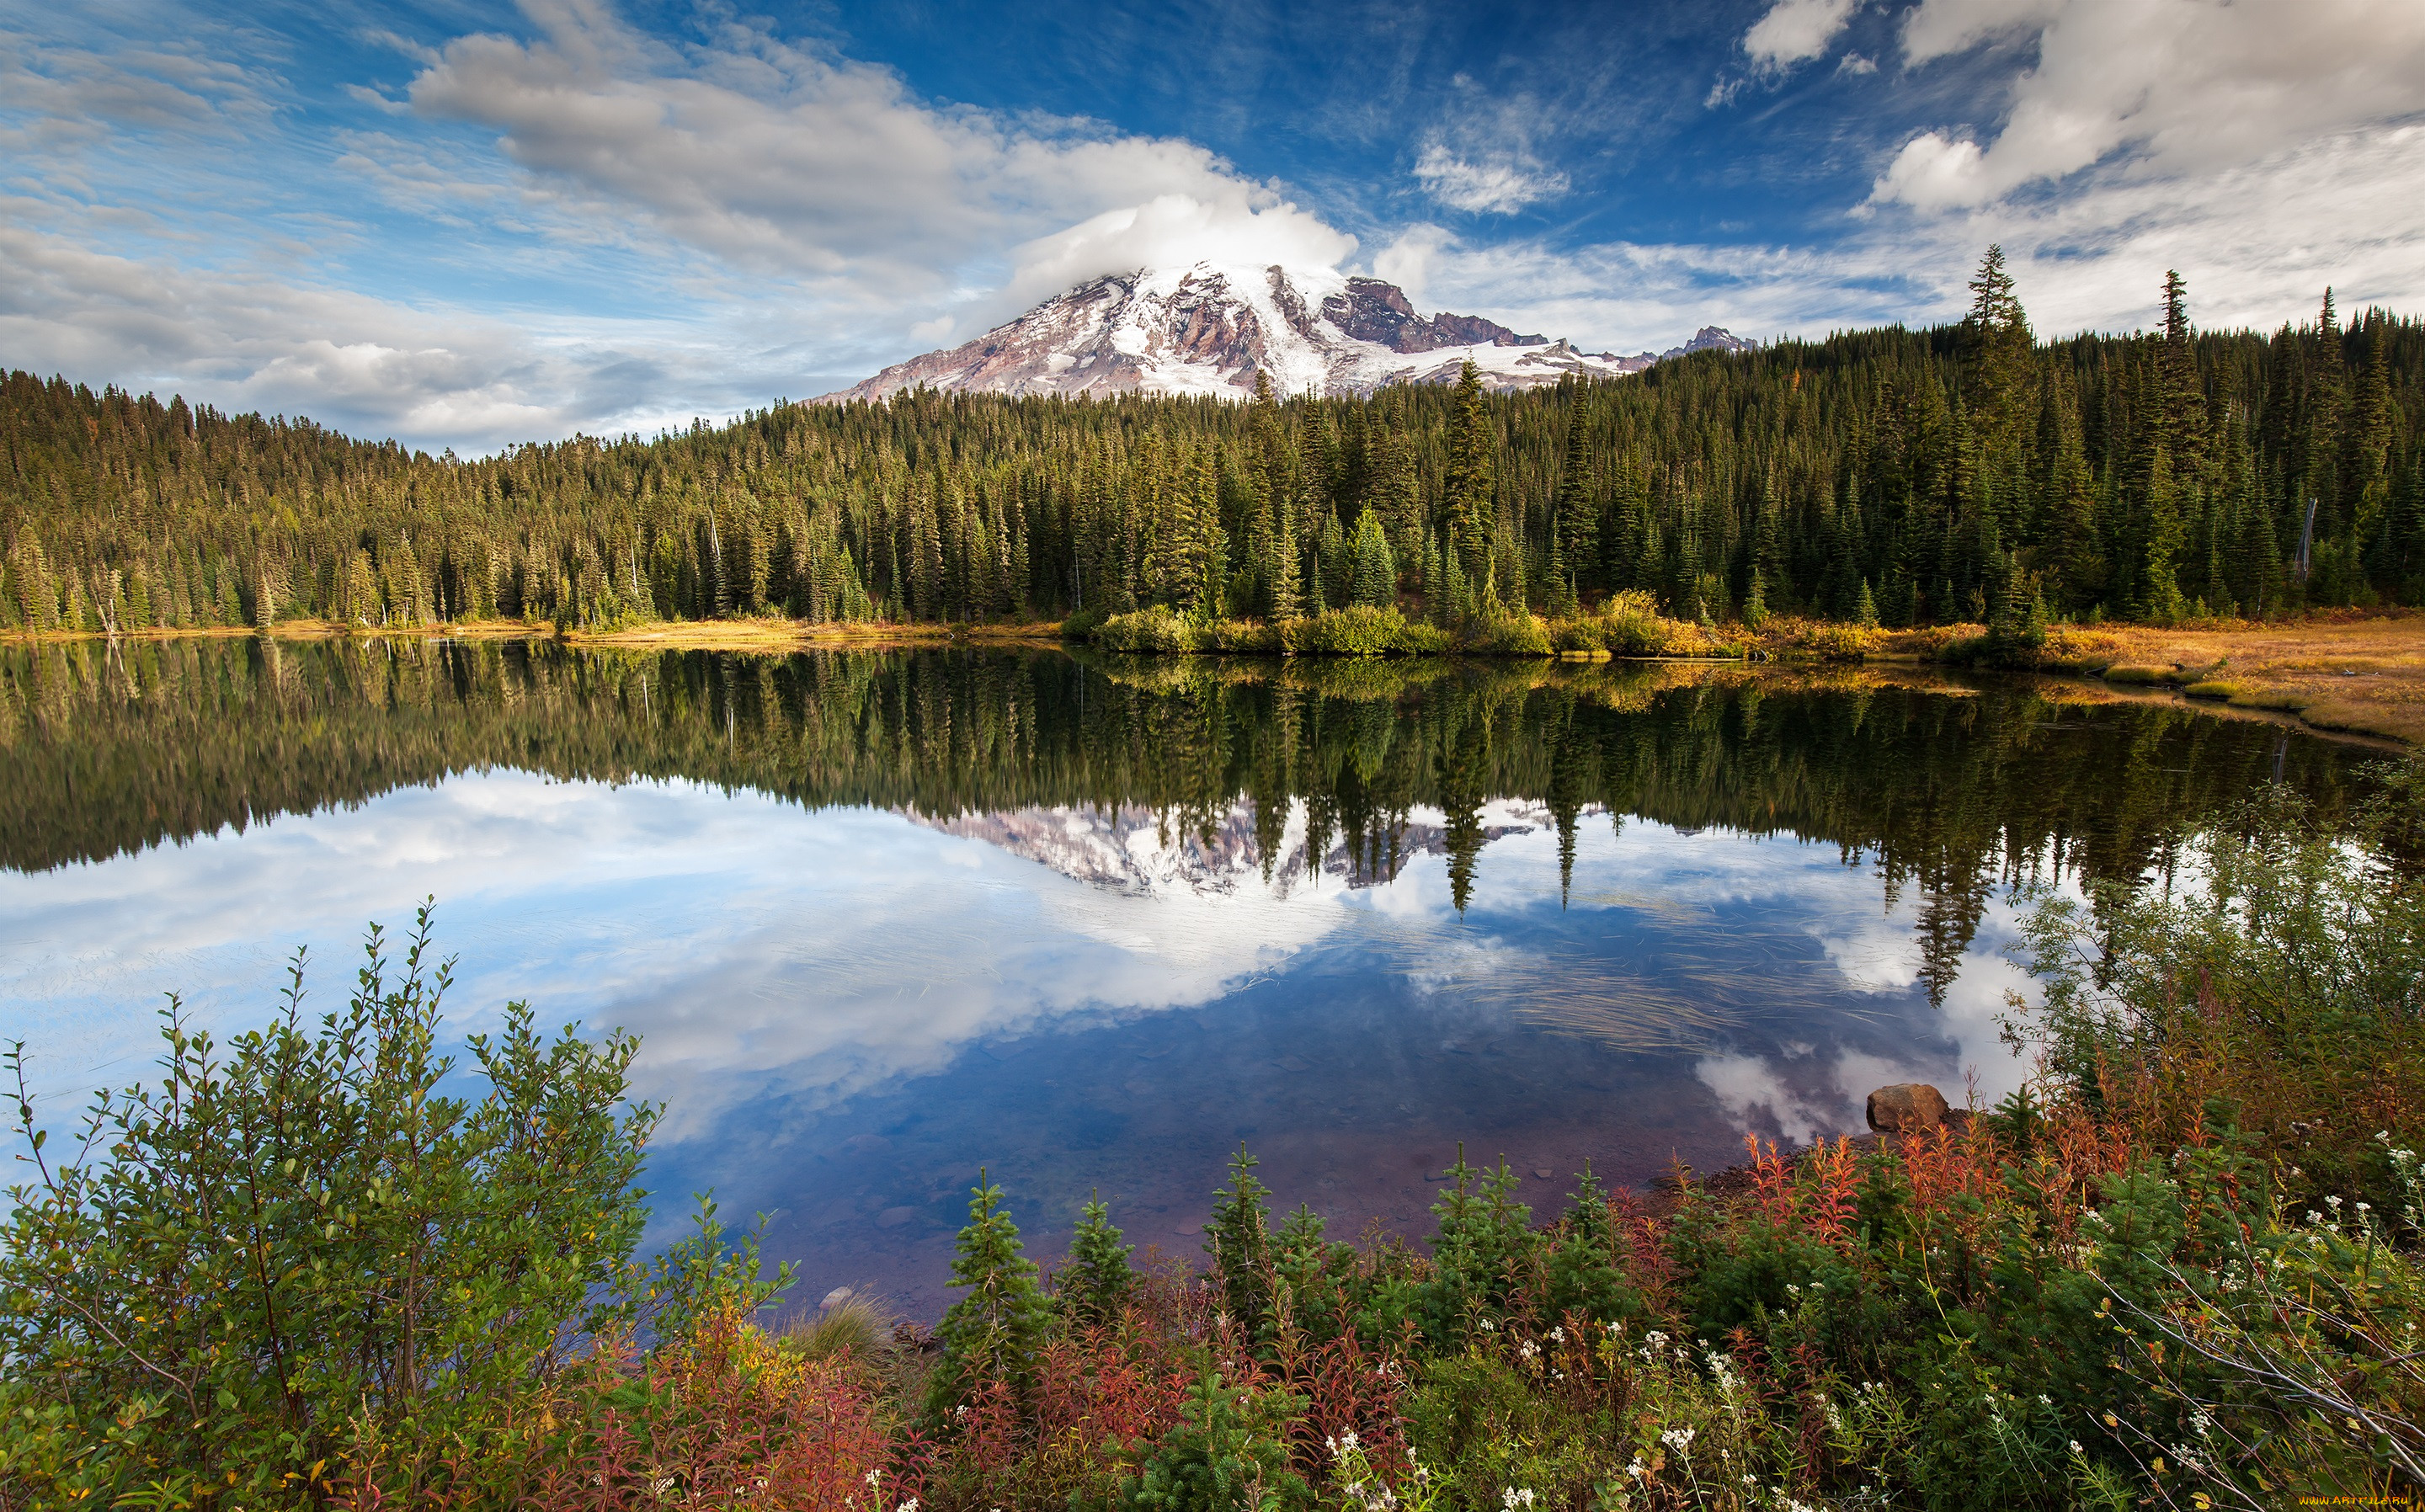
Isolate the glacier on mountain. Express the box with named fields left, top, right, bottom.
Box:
left=823, top=261, right=1751, bottom=403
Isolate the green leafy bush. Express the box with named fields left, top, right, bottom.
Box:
left=1278, top=606, right=1448, bottom=657
left=0, top=904, right=655, bottom=1504
left=1095, top=604, right=1209, bottom=653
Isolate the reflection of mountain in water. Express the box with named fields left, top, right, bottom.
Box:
left=908, top=798, right=1550, bottom=896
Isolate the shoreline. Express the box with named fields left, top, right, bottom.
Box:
left=8, top=610, right=2418, bottom=747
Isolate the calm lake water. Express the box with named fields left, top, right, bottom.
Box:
left=0, top=638, right=2381, bottom=1314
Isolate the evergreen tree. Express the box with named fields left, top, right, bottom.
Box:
left=1444, top=359, right=1495, bottom=600
left=929, top=1169, right=1049, bottom=1417
left=1204, top=1144, right=1272, bottom=1336
left=1062, top=1192, right=1134, bottom=1328
left=1553, top=407, right=1599, bottom=594
left=1348, top=508, right=1396, bottom=608
left=1963, top=244, right=2036, bottom=450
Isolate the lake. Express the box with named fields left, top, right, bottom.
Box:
left=0, top=636, right=2380, bottom=1315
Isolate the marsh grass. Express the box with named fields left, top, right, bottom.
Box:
left=781, top=1292, right=896, bottom=1361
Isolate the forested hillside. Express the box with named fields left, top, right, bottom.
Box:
left=3, top=258, right=2419, bottom=636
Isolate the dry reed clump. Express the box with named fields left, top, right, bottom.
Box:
left=781, top=1291, right=897, bottom=1362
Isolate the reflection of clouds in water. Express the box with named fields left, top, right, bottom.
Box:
left=1418, top=812, right=2048, bottom=1139
left=1688, top=883, right=2051, bottom=1144
left=0, top=773, right=1361, bottom=1129
left=1, top=770, right=2055, bottom=1162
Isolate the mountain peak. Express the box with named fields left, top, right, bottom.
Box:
left=823, top=265, right=1751, bottom=403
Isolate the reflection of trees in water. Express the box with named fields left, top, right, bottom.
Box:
left=0, top=640, right=2364, bottom=1002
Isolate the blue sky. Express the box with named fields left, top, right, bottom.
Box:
left=5, top=0, right=2423, bottom=450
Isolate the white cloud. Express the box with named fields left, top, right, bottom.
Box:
left=1365, top=223, right=1914, bottom=356
left=1876, top=0, right=2425, bottom=209
left=0, top=0, right=1365, bottom=448
left=997, top=189, right=1356, bottom=316
left=0, top=30, right=270, bottom=146
left=1411, top=142, right=1570, bottom=215
left=0, top=216, right=841, bottom=450
left=1744, top=0, right=1861, bottom=69
left=400, top=0, right=1314, bottom=307
left=1387, top=89, right=2425, bottom=357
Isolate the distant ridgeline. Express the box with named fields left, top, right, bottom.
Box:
left=0, top=638, right=2364, bottom=1001
left=1, top=267, right=2421, bottom=636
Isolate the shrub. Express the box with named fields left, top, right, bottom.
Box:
left=1207, top=619, right=1282, bottom=653
left=0, top=905, right=654, bottom=1506
left=1793, top=621, right=1880, bottom=662
left=1279, top=606, right=1447, bottom=657
left=1095, top=605, right=1209, bottom=654
left=519, top=1306, right=889, bottom=1512
left=1460, top=610, right=1553, bottom=658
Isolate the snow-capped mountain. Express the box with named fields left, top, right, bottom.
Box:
left=823, top=264, right=1752, bottom=403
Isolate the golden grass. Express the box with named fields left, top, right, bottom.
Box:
left=780, top=1293, right=893, bottom=1361
left=563, top=617, right=1059, bottom=650
left=2033, top=611, right=2425, bottom=744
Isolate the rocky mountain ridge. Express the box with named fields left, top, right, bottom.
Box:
left=823, top=263, right=1752, bottom=403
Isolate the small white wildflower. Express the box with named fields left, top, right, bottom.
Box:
left=2327, top=1195, right=2344, bottom=1210
left=898, top=1500, right=919, bottom=1512
left=1660, top=1425, right=1696, bottom=1454
left=1548, top=1325, right=1564, bottom=1342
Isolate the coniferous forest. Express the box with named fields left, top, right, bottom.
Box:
left=3, top=260, right=2422, bottom=640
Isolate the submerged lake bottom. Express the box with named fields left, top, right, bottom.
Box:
left=0, top=639, right=2382, bottom=1314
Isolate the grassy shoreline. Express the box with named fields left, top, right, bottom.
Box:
left=9, top=605, right=2420, bottom=743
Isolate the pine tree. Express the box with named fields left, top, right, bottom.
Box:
left=2155, top=270, right=2207, bottom=471
left=1061, top=1192, right=1134, bottom=1328
left=928, top=1169, right=1049, bottom=1417
left=1553, top=408, right=1599, bottom=593
left=1444, top=359, right=1495, bottom=596
left=1205, top=1144, right=1272, bottom=1336
left=2139, top=445, right=2186, bottom=624
left=1963, top=244, right=2036, bottom=450
left=1349, top=508, right=1396, bottom=609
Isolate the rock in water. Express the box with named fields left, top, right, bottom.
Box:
left=1866, top=1083, right=1951, bottom=1133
